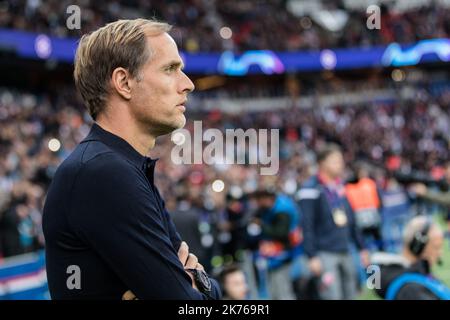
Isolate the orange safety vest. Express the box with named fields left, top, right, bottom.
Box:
left=345, top=178, right=380, bottom=211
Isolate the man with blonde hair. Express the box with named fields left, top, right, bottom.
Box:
left=43, top=19, right=220, bottom=299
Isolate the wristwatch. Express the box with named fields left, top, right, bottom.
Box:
left=185, top=268, right=212, bottom=294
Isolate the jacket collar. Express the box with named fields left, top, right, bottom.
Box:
left=82, top=123, right=158, bottom=170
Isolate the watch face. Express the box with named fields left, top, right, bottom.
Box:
left=198, top=270, right=212, bottom=292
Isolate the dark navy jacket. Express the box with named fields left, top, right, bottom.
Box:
left=43, top=123, right=220, bottom=300
left=297, top=176, right=365, bottom=258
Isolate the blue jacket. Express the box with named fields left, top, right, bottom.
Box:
left=297, top=176, right=365, bottom=258
left=386, top=273, right=450, bottom=300
left=263, top=194, right=300, bottom=235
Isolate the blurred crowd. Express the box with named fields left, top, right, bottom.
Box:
left=1, top=71, right=450, bottom=298
left=0, top=0, right=450, bottom=301
left=0, top=0, right=449, bottom=52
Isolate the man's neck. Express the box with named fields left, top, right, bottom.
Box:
left=96, top=116, right=156, bottom=156
left=318, top=170, right=338, bottom=186
left=402, top=249, right=419, bottom=265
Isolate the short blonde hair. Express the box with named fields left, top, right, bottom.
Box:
left=74, top=18, right=172, bottom=120
left=403, top=216, right=441, bottom=248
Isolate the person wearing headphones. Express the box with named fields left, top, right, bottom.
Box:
left=372, top=216, right=450, bottom=300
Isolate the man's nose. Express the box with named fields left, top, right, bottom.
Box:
left=180, top=71, right=195, bottom=94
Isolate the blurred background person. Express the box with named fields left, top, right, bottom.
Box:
left=0, top=181, right=44, bottom=257
left=170, top=189, right=213, bottom=272
left=377, top=171, right=414, bottom=253
left=216, top=191, right=249, bottom=263
left=372, top=216, right=450, bottom=300
left=218, top=264, right=249, bottom=300
left=412, top=162, right=450, bottom=241
left=250, top=189, right=302, bottom=300
left=346, top=163, right=384, bottom=251
left=298, top=144, right=369, bottom=300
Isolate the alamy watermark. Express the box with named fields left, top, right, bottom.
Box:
left=66, top=265, right=81, bottom=290
left=366, top=5, right=381, bottom=30
left=66, top=5, right=81, bottom=30
left=366, top=264, right=381, bottom=289
left=170, top=121, right=279, bottom=175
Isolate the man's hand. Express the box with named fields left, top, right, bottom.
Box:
left=178, top=241, right=204, bottom=290
left=360, top=249, right=370, bottom=268
left=122, top=241, right=203, bottom=300
left=308, top=256, right=322, bottom=276
left=411, top=183, right=428, bottom=196
left=122, top=290, right=138, bottom=300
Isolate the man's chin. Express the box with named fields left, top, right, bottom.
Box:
left=174, top=115, right=186, bottom=130
left=157, top=116, right=186, bottom=136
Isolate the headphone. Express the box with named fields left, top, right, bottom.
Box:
left=409, top=219, right=431, bottom=257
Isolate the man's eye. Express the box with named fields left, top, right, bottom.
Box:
left=165, top=66, right=177, bottom=72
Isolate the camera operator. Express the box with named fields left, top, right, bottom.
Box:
left=250, top=189, right=302, bottom=300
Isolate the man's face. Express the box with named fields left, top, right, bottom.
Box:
left=224, top=271, right=248, bottom=300
left=422, top=226, right=444, bottom=266
left=255, top=195, right=275, bottom=210
left=321, top=151, right=345, bottom=179
left=130, top=32, right=194, bottom=137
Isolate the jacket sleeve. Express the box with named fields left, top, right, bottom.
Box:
left=68, top=153, right=219, bottom=300
left=376, top=187, right=384, bottom=211
left=420, top=191, right=450, bottom=207
left=346, top=199, right=365, bottom=251
left=298, top=188, right=320, bottom=258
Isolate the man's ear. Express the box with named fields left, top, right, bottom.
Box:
left=111, top=67, right=132, bottom=100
